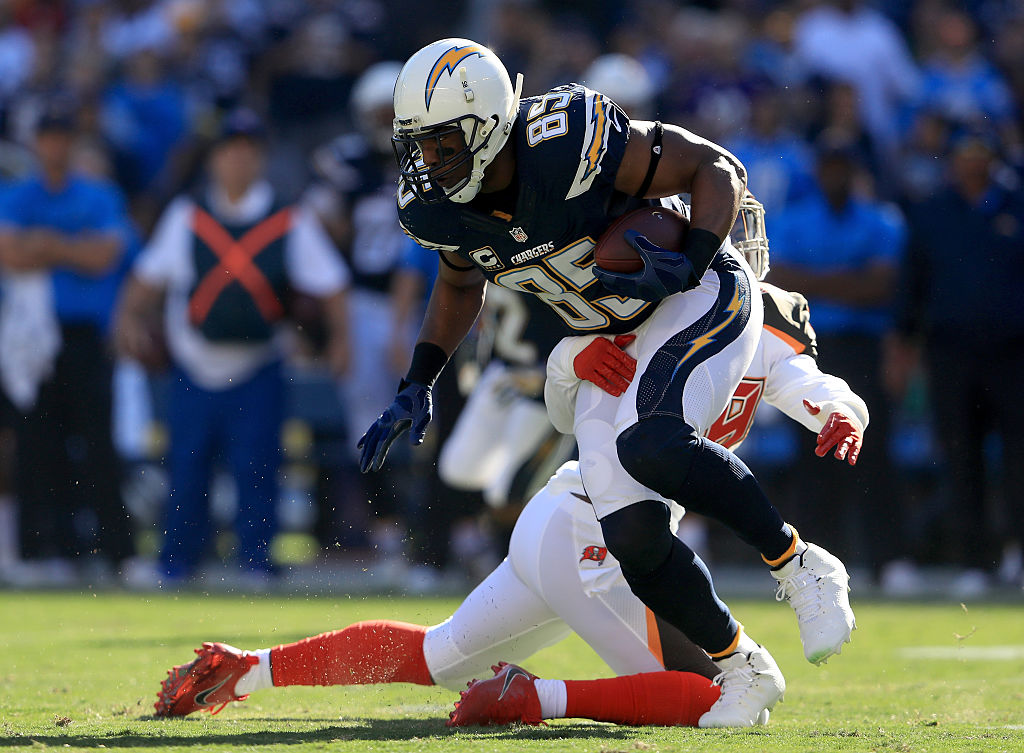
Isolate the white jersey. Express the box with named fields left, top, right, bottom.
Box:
left=544, top=282, right=869, bottom=450
left=422, top=285, right=868, bottom=689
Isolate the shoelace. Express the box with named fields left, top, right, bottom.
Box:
left=774, top=570, right=824, bottom=621
left=711, top=661, right=757, bottom=704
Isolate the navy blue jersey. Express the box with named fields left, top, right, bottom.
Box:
left=398, top=83, right=668, bottom=336
left=481, top=286, right=568, bottom=368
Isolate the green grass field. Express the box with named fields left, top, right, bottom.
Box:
left=2, top=591, right=1022, bottom=752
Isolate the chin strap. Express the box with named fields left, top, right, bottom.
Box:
left=449, top=170, right=484, bottom=203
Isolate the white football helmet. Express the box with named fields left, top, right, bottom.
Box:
left=351, top=61, right=403, bottom=153
left=392, top=38, right=523, bottom=204
left=733, top=191, right=770, bottom=280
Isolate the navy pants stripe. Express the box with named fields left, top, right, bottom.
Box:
left=636, top=253, right=752, bottom=422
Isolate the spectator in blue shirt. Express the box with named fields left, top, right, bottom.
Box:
left=0, top=100, right=134, bottom=582
left=768, top=135, right=907, bottom=583
left=101, top=48, right=188, bottom=204
left=725, top=88, right=816, bottom=215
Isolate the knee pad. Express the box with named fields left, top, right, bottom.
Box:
left=616, top=416, right=700, bottom=499
left=600, top=500, right=675, bottom=576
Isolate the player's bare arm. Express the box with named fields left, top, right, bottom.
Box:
left=358, top=250, right=485, bottom=473
left=595, top=122, right=749, bottom=302
left=615, top=121, right=747, bottom=247
left=415, top=249, right=487, bottom=357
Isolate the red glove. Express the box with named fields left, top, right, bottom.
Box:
left=803, top=399, right=862, bottom=466
left=574, top=335, right=637, bottom=396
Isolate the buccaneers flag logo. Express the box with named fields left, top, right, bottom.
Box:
left=579, top=545, right=608, bottom=565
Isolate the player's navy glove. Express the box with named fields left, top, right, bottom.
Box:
left=593, top=231, right=701, bottom=302
left=357, top=380, right=432, bottom=473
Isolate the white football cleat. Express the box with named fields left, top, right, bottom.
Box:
left=698, top=646, right=785, bottom=728
left=772, top=542, right=856, bottom=664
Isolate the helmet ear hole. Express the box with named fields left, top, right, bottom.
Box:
left=478, top=114, right=499, bottom=142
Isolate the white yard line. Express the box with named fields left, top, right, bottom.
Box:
left=898, top=645, right=1024, bottom=660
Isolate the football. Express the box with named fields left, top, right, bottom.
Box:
left=594, top=205, right=690, bottom=273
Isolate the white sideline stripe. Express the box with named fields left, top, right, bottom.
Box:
left=898, top=645, right=1024, bottom=660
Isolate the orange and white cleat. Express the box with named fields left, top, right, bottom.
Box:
left=447, top=661, right=544, bottom=727
left=154, top=642, right=258, bottom=717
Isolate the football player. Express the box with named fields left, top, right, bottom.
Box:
left=438, top=285, right=573, bottom=509
left=358, top=39, right=855, bottom=725
left=438, top=52, right=657, bottom=511
left=155, top=262, right=867, bottom=729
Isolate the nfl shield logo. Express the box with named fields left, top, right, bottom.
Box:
left=510, top=226, right=528, bottom=243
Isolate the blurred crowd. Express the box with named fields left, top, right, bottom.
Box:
left=0, top=0, right=1020, bottom=598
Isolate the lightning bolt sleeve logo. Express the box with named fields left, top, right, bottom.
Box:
left=582, top=94, right=609, bottom=180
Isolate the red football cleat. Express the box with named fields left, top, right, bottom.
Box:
left=154, top=642, right=258, bottom=717
left=447, top=661, right=545, bottom=727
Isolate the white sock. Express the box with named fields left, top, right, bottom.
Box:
left=234, top=649, right=273, bottom=695
left=735, top=627, right=759, bottom=656
left=534, top=679, right=566, bottom=719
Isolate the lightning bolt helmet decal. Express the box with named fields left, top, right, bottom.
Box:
left=425, top=44, right=485, bottom=109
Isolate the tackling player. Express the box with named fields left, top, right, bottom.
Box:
left=154, top=273, right=866, bottom=728
left=358, top=39, right=856, bottom=724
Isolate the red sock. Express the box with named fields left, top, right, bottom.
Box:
left=564, top=671, right=719, bottom=726
left=270, top=620, right=434, bottom=687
